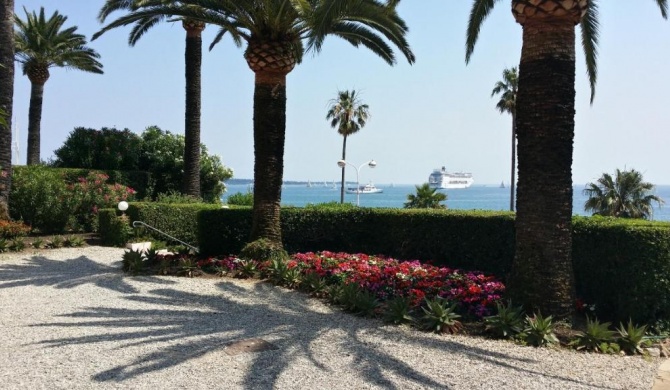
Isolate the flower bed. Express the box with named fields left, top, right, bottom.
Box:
left=141, top=250, right=505, bottom=320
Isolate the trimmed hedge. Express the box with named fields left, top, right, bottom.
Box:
left=100, top=202, right=220, bottom=248
left=572, top=217, right=670, bottom=325
left=198, top=207, right=516, bottom=275
left=14, top=166, right=151, bottom=199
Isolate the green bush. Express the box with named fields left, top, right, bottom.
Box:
left=100, top=202, right=220, bottom=248
left=572, top=216, right=670, bottom=325
left=9, top=166, right=73, bottom=233
left=198, top=208, right=516, bottom=275
left=98, top=209, right=132, bottom=247
left=226, top=191, right=253, bottom=206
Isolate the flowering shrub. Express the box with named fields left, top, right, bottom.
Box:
left=0, top=220, right=31, bottom=239
left=69, top=172, right=136, bottom=231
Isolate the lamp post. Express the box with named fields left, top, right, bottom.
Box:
left=337, top=159, right=377, bottom=206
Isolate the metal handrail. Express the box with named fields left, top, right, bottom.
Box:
left=132, top=220, right=199, bottom=254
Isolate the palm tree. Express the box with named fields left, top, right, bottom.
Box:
left=404, top=183, right=447, bottom=209
left=326, top=90, right=370, bottom=204
left=14, top=7, right=103, bottom=165
left=584, top=169, right=664, bottom=219
left=98, top=0, right=415, bottom=260
left=0, top=0, right=14, bottom=220
left=466, top=0, right=667, bottom=318
left=491, top=66, right=517, bottom=212
left=95, top=0, right=205, bottom=198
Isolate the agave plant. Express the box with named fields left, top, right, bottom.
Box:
left=570, top=316, right=617, bottom=352
left=484, top=300, right=525, bottom=339
left=8, top=238, right=25, bottom=252
left=236, top=259, right=258, bottom=279
left=383, top=296, right=415, bottom=325
left=64, top=235, right=86, bottom=248
left=176, top=256, right=198, bottom=277
left=122, top=249, right=145, bottom=275
left=266, top=258, right=288, bottom=285
left=420, top=297, right=463, bottom=334
left=300, top=271, right=328, bottom=297
left=30, top=238, right=44, bottom=249
left=617, top=320, right=651, bottom=355
left=352, top=289, right=379, bottom=317
left=47, top=235, right=64, bottom=249
left=522, top=312, right=559, bottom=347
left=281, top=267, right=303, bottom=289
left=0, top=238, right=8, bottom=253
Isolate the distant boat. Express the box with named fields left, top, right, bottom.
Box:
left=428, top=166, right=474, bottom=189
left=390, top=182, right=395, bottom=188
left=345, top=182, right=383, bottom=194
left=500, top=181, right=505, bottom=189
left=307, top=180, right=312, bottom=188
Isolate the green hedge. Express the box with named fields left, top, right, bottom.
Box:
left=98, top=209, right=131, bottom=246
left=572, top=217, right=670, bottom=326
left=14, top=166, right=151, bottom=199
left=100, top=202, right=221, bottom=248
left=198, top=207, right=516, bottom=274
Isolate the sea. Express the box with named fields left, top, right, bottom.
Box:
left=222, top=183, right=670, bottom=222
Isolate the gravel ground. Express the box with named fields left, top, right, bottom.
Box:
left=0, top=247, right=661, bottom=390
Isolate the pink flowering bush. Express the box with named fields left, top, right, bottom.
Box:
left=69, top=172, right=136, bottom=231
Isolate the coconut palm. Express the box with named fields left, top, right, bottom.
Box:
left=466, top=0, right=667, bottom=318
left=491, top=66, right=517, bottom=212
left=0, top=0, right=13, bottom=220
left=584, top=169, right=664, bottom=219
left=97, top=0, right=415, bottom=259
left=326, top=90, right=370, bottom=204
left=404, top=183, right=447, bottom=209
left=95, top=0, right=206, bottom=198
left=14, top=7, right=103, bottom=165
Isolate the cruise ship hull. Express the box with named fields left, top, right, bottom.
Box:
left=428, top=167, right=474, bottom=189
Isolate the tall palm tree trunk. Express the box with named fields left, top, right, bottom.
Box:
left=340, top=135, right=347, bottom=204
left=249, top=71, right=287, bottom=245
left=27, top=80, right=46, bottom=165
left=182, top=22, right=203, bottom=197
left=510, top=113, right=516, bottom=211
left=508, top=20, right=576, bottom=319
left=0, top=0, right=14, bottom=219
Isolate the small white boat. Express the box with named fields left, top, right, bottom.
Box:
left=346, top=183, right=383, bottom=194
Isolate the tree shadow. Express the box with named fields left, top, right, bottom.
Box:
left=29, top=280, right=615, bottom=389
left=0, top=254, right=176, bottom=294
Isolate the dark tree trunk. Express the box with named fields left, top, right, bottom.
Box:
left=249, top=71, right=286, bottom=245
left=182, top=29, right=202, bottom=197
left=510, top=113, right=516, bottom=211
left=0, top=0, right=14, bottom=219
left=27, top=80, right=45, bottom=165
left=508, top=21, right=577, bottom=319
left=340, top=135, right=347, bottom=204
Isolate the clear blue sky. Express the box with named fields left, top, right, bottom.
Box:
left=10, top=1, right=670, bottom=186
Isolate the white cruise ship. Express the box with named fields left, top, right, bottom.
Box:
left=428, top=167, right=474, bottom=189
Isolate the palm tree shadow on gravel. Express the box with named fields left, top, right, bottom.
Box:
left=0, top=255, right=176, bottom=294
left=30, top=281, right=611, bottom=389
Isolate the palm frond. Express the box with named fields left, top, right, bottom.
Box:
left=465, top=0, right=499, bottom=64
left=580, top=0, right=600, bottom=103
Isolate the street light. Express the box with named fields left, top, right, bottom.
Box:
left=337, top=159, right=377, bottom=206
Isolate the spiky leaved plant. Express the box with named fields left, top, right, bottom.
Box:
left=522, top=312, right=559, bottom=347
left=484, top=300, right=525, bottom=339
left=570, top=316, right=617, bottom=352
left=420, top=297, right=463, bottom=334
left=383, top=296, right=415, bottom=325
left=617, top=320, right=651, bottom=355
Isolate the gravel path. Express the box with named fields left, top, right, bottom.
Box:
left=0, top=247, right=661, bottom=389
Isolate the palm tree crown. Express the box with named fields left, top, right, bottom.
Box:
left=404, top=183, right=447, bottom=209
left=491, top=66, right=517, bottom=115
left=15, top=8, right=103, bottom=79
left=583, top=168, right=664, bottom=219
left=15, top=7, right=103, bottom=165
